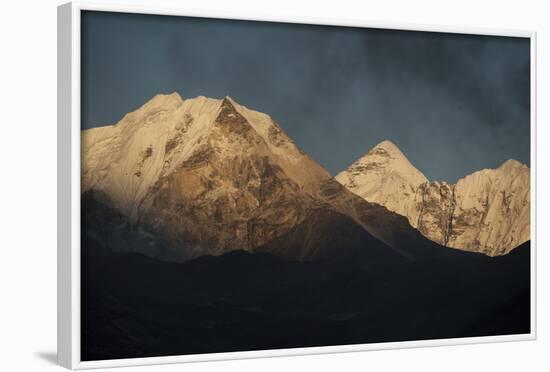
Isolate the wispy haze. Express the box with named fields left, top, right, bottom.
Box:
left=81, top=11, right=530, bottom=182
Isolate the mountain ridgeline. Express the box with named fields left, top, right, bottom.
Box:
left=83, top=93, right=461, bottom=263
left=336, top=141, right=530, bottom=256
left=81, top=92, right=531, bottom=361
left=83, top=92, right=529, bottom=261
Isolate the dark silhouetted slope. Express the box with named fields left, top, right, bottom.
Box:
left=82, top=238, right=530, bottom=361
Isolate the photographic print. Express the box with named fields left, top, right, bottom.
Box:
left=79, top=10, right=531, bottom=362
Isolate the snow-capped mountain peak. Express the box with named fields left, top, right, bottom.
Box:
left=82, top=92, right=338, bottom=260
left=335, top=140, right=428, bottom=217
left=336, top=142, right=530, bottom=256
left=498, top=158, right=527, bottom=171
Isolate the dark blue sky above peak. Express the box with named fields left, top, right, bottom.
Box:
left=81, top=11, right=530, bottom=182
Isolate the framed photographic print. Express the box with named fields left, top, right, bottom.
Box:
left=57, top=1, right=537, bottom=369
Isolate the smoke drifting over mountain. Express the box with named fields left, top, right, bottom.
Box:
left=81, top=11, right=530, bottom=182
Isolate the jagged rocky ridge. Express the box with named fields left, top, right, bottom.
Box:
left=83, top=93, right=449, bottom=262
left=336, top=141, right=530, bottom=256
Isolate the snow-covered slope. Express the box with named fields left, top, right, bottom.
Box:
left=82, top=93, right=217, bottom=220
left=82, top=93, right=331, bottom=221
left=446, top=159, right=530, bottom=255
left=336, top=143, right=530, bottom=256
left=335, top=140, right=428, bottom=218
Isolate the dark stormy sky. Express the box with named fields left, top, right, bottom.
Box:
left=81, top=11, right=530, bottom=182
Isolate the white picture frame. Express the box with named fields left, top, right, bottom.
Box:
left=57, top=1, right=537, bottom=369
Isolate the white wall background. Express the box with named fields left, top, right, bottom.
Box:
left=0, top=0, right=548, bottom=370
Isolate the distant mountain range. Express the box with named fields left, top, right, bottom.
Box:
left=80, top=92, right=531, bottom=361
left=336, top=140, right=530, bottom=256
left=82, top=92, right=530, bottom=262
